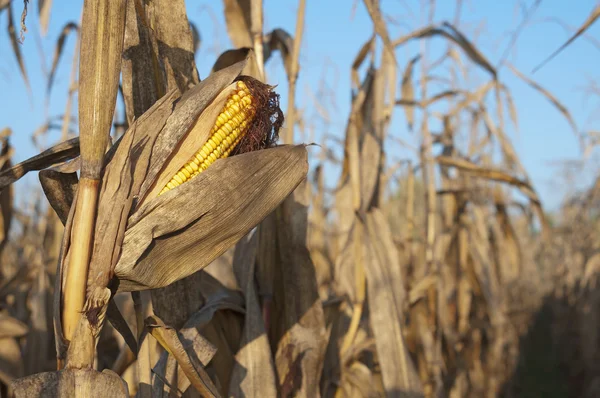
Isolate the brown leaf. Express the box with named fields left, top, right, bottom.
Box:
left=7, top=2, right=30, bottom=90
left=394, top=23, right=496, bottom=79
left=351, top=34, right=375, bottom=89
left=47, top=22, right=78, bottom=98
left=38, top=0, right=53, bottom=36
left=229, top=233, right=278, bottom=397
left=0, top=337, right=24, bottom=383
left=0, top=132, right=12, bottom=252
left=400, top=55, right=420, bottom=130
left=0, top=137, right=80, bottom=191
left=533, top=4, right=600, bottom=72
left=0, top=313, right=28, bottom=339
left=270, top=182, right=328, bottom=397
left=146, top=315, right=221, bottom=398
left=263, top=28, right=293, bottom=79
left=114, top=145, right=308, bottom=292
left=363, top=209, right=423, bottom=396
left=223, top=0, right=252, bottom=48
left=144, top=0, right=200, bottom=93
left=508, top=64, right=579, bottom=145
left=39, top=158, right=80, bottom=225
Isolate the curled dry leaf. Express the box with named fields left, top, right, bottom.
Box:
left=47, top=22, right=79, bottom=99
left=7, top=1, right=30, bottom=90
left=394, top=23, right=496, bottom=79
left=146, top=315, right=220, bottom=398
left=0, top=137, right=80, bottom=192
left=263, top=28, right=293, bottom=79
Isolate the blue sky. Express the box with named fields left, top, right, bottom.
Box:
left=1, top=0, right=599, bottom=212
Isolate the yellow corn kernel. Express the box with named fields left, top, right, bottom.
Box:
left=159, top=82, right=256, bottom=195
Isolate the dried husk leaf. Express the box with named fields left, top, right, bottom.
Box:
left=114, top=144, right=308, bottom=292
left=83, top=60, right=247, bottom=296
left=12, top=369, right=129, bottom=397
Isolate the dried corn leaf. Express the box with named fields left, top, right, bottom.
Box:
left=12, top=369, right=129, bottom=397
left=0, top=133, right=12, bottom=252
left=0, top=137, right=80, bottom=191
left=39, top=158, right=80, bottom=225
left=115, top=145, right=308, bottom=292
left=7, top=2, right=29, bottom=90
left=270, top=181, right=328, bottom=397
left=38, top=0, right=52, bottom=36
left=400, top=55, right=420, bottom=130
left=190, top=21, right=201, bottom=54
left=223, top=0, right=252, bottom=48
left=435, top=155, right=548, bottom=232
left=533, top=4, right=600, bottom=72
left=394, top=23, right=496, bottom=79
left=351, top=34, right=375, bottom=89
left=0, top=313, right=28, bottom=338
left=47, top=22, right=78, bottom=98
left=212, top=48, right=261, bottom=79
left=263, top=28, right=293, bottom=79
left=0, top=337, right=24, bottom=384
left=143, top=0, right=199, bottom=93
left=229, top=233, right=278, bottom=397
left=364, top=209, right=422, bottom=396
left=146, top=315, right=220, bottom=398
left=508, top=64, right=579, bottom=145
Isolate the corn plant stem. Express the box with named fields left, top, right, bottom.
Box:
left=250, top=0, right=265, bottom=80
left=62, top=177, right=99, bottom=342
left=283, top=0, right=306, bottom=144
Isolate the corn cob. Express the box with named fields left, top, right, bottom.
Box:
left=159, top=80, right=255, bottom=195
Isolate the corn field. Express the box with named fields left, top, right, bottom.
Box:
left=1, top=0, right=599, bottom=397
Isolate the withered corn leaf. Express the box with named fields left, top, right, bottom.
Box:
left=12, top=369, right=129, bottom=397
left=114, top=144, right=308, bottom=292
left=0, top=313, right=28, bottom=339
left=229, top=233, right=278, bottom=397
left=146, top=315, right=220, bottom=398
left=0, top=137, right=80, bottom=192
left=364, top=209, right=423, bottom=396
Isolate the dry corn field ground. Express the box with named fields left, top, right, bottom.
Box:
left=0, top=0, right=600, bottom=397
